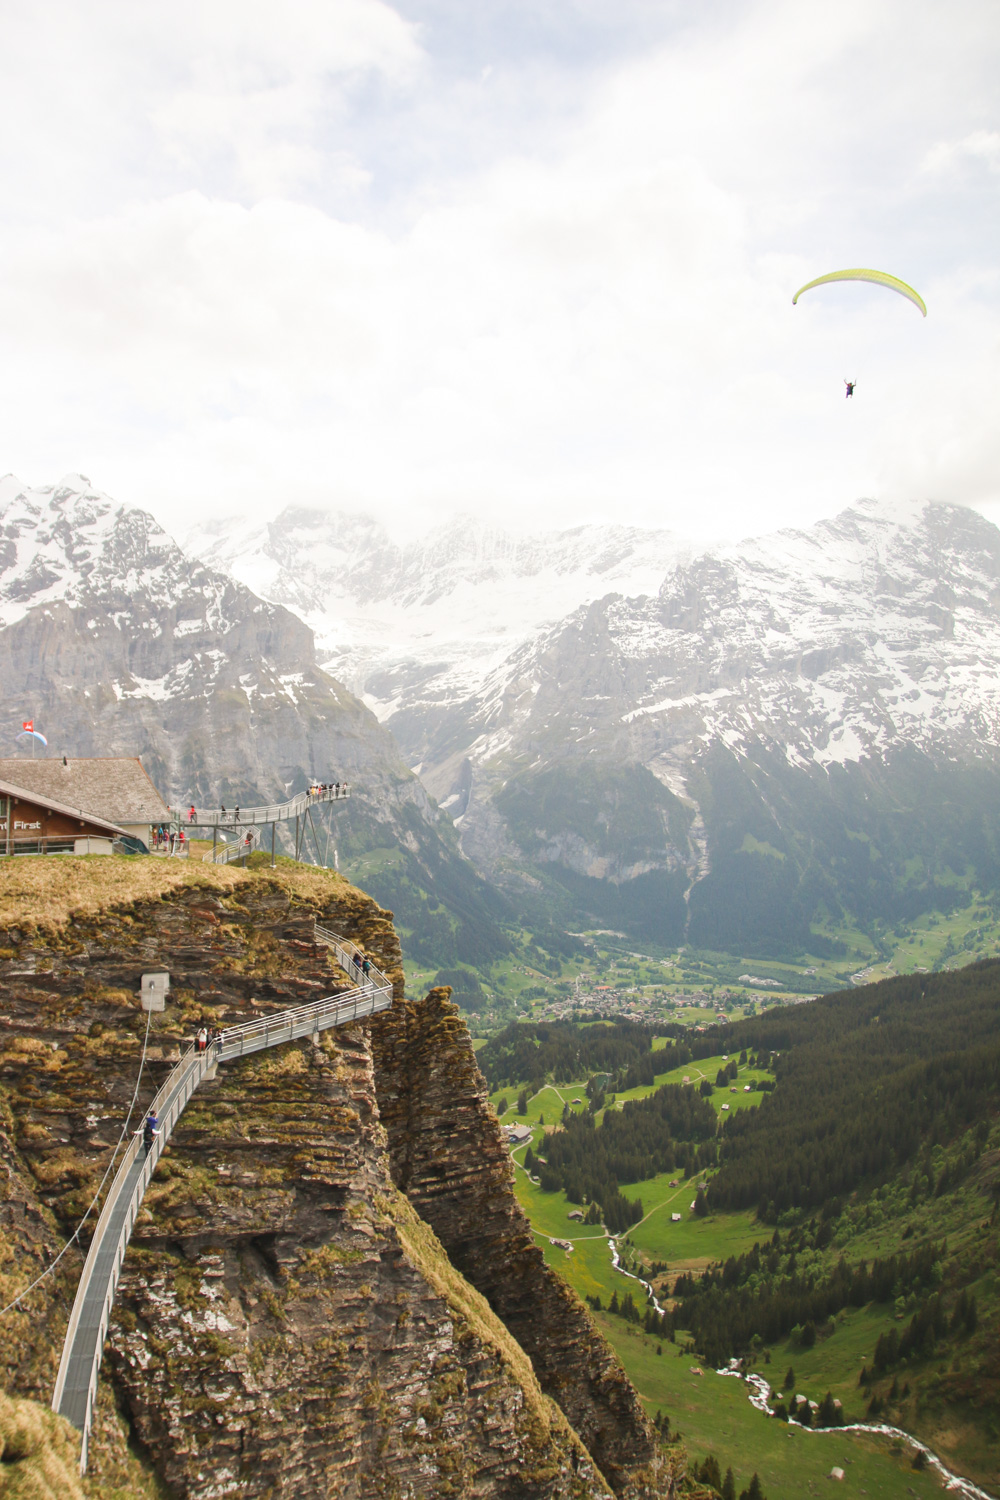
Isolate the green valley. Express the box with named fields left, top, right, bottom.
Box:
left=481, top=966, right=1000, bottom=1499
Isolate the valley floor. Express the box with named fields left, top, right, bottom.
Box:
left=498, top=1061, right=1000, bottom=1500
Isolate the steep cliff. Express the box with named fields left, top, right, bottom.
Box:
left=0, top=859, right=679, bottom=1499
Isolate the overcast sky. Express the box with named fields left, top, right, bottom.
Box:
left=0, top=0, right=997, bottom=543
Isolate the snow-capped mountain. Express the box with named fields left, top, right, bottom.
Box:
left=187, top=492, right=1000, bottom=953
left=0, top=475, right=508, bottom=968
left=423, top=495, right=1000, bottom=953
left=185, top=508, right=685, bottom=715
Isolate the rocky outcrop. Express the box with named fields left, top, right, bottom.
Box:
left=0, top=862, right=673, bottom=1498
left=370, top=989, right=674, bottom=1500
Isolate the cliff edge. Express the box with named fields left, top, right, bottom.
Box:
left=0, top=858, right=680, bottom=1498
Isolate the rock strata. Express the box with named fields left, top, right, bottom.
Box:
left=0, top=863, right=670, bottom=1498
left=370, top=988, right=676, bottom=1500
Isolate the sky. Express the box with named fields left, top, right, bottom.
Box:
left=0, top=0, right=997, bottom=544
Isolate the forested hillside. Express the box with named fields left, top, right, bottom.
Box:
left=703, top=961, right=1000, bottom=1218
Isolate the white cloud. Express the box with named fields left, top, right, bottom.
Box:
left=0, top=0, right=997, bottom=542
left=922, top=130, right=1000, bottom=177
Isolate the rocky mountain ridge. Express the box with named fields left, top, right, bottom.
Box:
left=188, top=491, right=1000, bottom=954
left=186, top=506, right=684, bottom=718
left=0, top=474, right=510, bottom=973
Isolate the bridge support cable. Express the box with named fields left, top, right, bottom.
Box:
left=51, top=935, right=391, bottom=1474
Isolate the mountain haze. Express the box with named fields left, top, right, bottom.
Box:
left=194, top=494, right=1000, bottom=956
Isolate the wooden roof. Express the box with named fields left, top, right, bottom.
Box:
left=0, top=758, right=170, bottom=826
left=0, top=777, right=129, bottom=837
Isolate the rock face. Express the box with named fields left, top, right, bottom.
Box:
left=370, top=989, right=668, bottom=1500
left=190, top=493, right=1000, bottom=952
left=0, top=473, right=510, bottom=974
left=0, top=862, right=677, bottom=1498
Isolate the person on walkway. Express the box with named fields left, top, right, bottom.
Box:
left=143, top=1112, right=158, bottom=1156
left=220, top=804, right=226, bottom=819
left=169, top=830, right=176, bottom=854
left=234, top=806, right=240, bottom=823
left=196, top=1026, right=208, bottom=1053
left=334, top=782, right=340, bottom=798
left=188, top=805, right=196, bottom=823
left=361, top=957, right=371, bottom=989
left=352, top=952, right=363, bottom=981
left=178, top=829, right=186, bottom=855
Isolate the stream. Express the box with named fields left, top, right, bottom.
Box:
left=603, top=1240, right=994, bottom=1499
left=608, top=1236, right=666, bottom=1315
left=715, top=1364, right=997, bottom=1500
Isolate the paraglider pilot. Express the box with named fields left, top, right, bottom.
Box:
left=844, top=379, right=856, bottom=399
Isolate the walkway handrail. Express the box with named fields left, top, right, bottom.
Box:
left=203, top=825, right=262, bottom=865
left=171, top=785, right=350, bottom=831
left=52, top=927, right=390, bottom=1473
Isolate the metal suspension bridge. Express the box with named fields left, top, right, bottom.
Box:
left=50, top=924, right=391, bottom=1473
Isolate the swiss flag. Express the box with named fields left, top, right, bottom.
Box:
left=21, top=720, right=33, bottom=731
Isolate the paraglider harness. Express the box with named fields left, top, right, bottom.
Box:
left=844, top=379, right=857, bottom=399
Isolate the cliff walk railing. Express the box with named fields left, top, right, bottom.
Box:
left=203, top=824, right=262, bottom=866
left=51, top=930, right=390, bottom=1474
left=171, top=784, right=350, bottom=831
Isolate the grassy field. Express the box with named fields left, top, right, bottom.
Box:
left=598, top=1313, right=950, bottom=1500
left=496, top=1038, right=998, bottom=1499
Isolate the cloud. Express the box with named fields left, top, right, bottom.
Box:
left=922, top=130, right=1000, bottom=178
left=0, top=0, right=997, bottom=542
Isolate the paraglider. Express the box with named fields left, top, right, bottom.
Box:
left=844, top=380, right=857, bottom=399
left=792, top=268, right=926, bottom=317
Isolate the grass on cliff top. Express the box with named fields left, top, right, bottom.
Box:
left=0, top=853, right=364, bottom=932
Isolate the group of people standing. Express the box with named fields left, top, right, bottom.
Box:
left=182, top=781, right=350, bottom=828
left=152, top=826, right=186, bottom=855
left=309, top=781, right=348, bottom=798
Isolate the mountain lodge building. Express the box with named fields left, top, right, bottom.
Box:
left=0, top=758, right=171, bottom=855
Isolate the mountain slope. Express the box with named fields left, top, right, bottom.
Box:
left=0, top=474, right=510, bottom=969
left=400, top=497, right=1000, bottom=952
left=186, top=493, right=1000, bottom=955
left=186, top=505, right=684, bottom=727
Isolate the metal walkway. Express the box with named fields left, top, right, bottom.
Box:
left=51, top=926, right=390, bottom=1473
left=171, top=785, right=350, bottom=866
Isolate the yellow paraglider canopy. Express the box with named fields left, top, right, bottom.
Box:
left=792, top=268, right=927, bottom=317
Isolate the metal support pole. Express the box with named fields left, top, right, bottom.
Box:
left=212, top=823, right=217, bottom=863
left=271, top=821, right=276, bottom=867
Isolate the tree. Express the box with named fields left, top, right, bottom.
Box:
left=697, top=1455, right=722, bottom=1492
left=693, top=1188, right=709, bottom=1218
left=783, top=1367, right=795, bottom=1391
left=517, top=1089, right=528, bottom=1115
left=722, top=1467, right=736, bottom=1500
left=700, top=1079, right=714, bottom=1097
left=496, top=1096, right=508, bottom=1116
